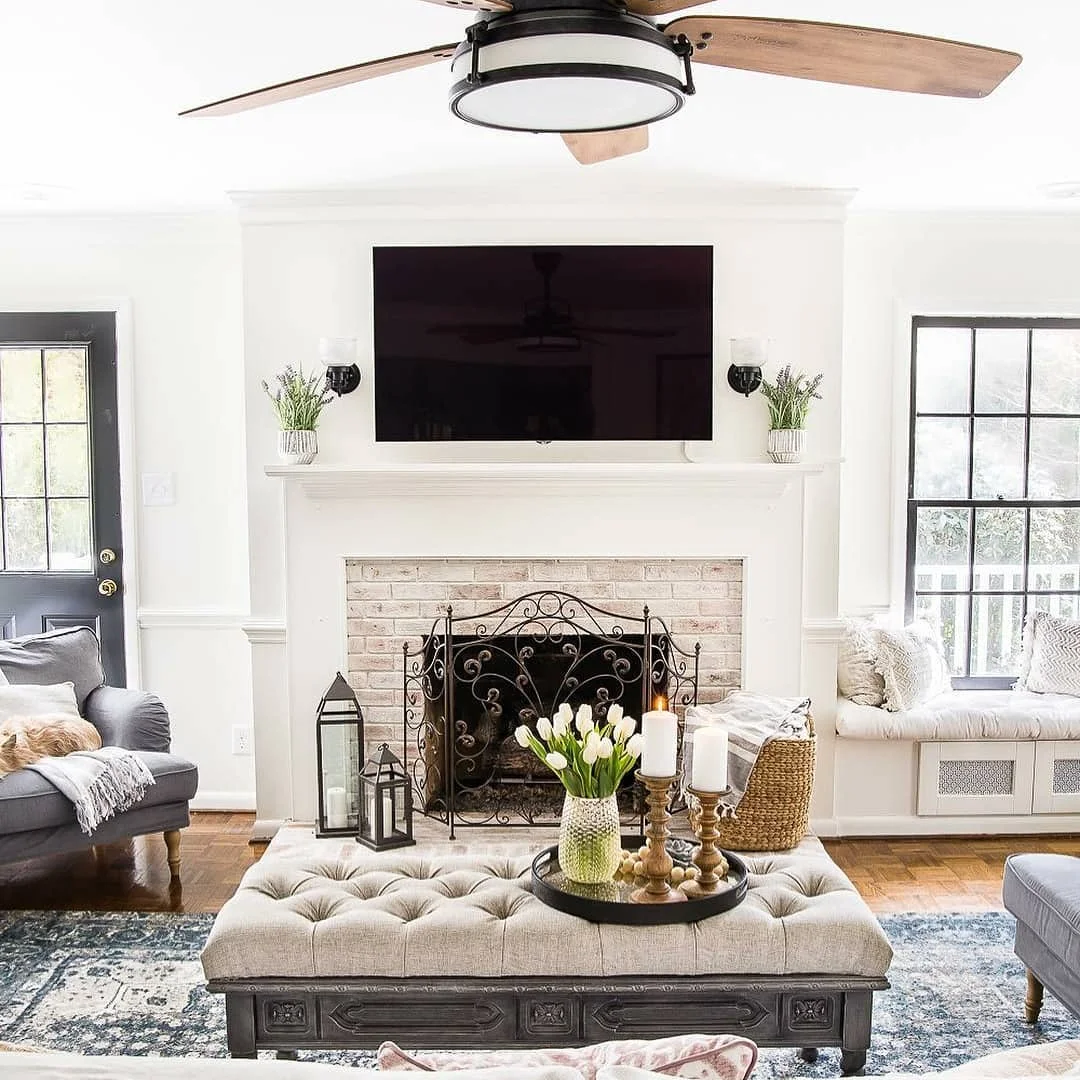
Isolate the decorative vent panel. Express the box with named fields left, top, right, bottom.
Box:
left=939, top=759, right=1014, bottom=797
left=1052, top=758, right=1080, bottom=795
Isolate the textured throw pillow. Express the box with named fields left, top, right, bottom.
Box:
left=0, top=681, right=80, bottom=721
left=378, top=1035, right=757, bottom=1080
left=872, top=623, right=952, bottom=712
left=837, top=618, right=886, bottom=706
left=1015, top=610, right=1080, bottom=696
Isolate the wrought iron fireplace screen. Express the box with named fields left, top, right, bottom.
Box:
left=402, top=590, right=701, bottom=834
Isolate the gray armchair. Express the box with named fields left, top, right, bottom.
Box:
left=0, top=627, right=198, bottom=879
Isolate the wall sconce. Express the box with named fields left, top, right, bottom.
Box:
left=727, top=337, right=766, bottom=397
left=320, top=337, right=361, bottom=396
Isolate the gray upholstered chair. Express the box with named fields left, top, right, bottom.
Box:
left=0, top=627, right=198, bottom=879
left=1003, top=853, right=1080, bottom=1023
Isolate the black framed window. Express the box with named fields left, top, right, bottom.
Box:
left=907, top=317, right=1080, bottom=688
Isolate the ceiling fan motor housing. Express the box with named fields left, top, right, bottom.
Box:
left=449, top=6, right=693, bottom=133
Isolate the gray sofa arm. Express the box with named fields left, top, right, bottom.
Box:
left=84, top=685, right=172, bottom=752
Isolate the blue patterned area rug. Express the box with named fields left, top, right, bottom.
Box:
left=0, top=910, right=1076, bottom=1074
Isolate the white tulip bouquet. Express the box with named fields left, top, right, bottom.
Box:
left=514, top=703, right=643, bottom=799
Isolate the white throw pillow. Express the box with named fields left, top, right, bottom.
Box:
left=0, top=681, right=80, bottom=721
left=872, top=623, right=952, bottom=712
left=837, top=618, right=886, bottom=706
left=1016, top=610, right=1080, bottom=696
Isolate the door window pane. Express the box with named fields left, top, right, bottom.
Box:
left=1032, top=330, right=1080, bottom=414
left=1029, top=418, right=1080, bottom=499
left=973, top=417, right=1025, bottom=498
left=975, top=329, right=1028, bottom=412
left=46, top=424, right=90, bottom=497
left=1, top=425, right=45, bottom=496
left=1030, top=508, right=1080, bottom=592
left=970, top=594, right=1024, bottom=676
left=915, top=418, right=970, bottom=497
left=0, top=349, right=43, bottom=422
left=44, top=348, right=88, bottom=422
left=916, top=327, right=971, bottom=413
left=47, top=498, right=92, bottom=571
left=915, top=507, right=970, bottom=590
left=4, top=499, right=47, bottom=570
left=974, top=507, right=1025, bottom=592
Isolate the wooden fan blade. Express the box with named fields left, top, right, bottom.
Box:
left=180, top=44, right=460, bottom=117
left=414, top=0, right=511, bottom=11
left=623, top=0, right=719, bottom=17
left=664, top=17, right=1021, bottom=98
left=562, top=126, right=649, bottom=166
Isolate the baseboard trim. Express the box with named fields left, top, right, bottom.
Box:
left=832, top=813, right=1080, bottom=836
left=190, top=791, right=257, bottom=812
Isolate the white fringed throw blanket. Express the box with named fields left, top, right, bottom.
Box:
left=684, top=691, right=811, bottom=807
left=25, top=747, right=155, bottom=835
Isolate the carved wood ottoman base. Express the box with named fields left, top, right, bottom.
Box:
left=208, top=974, right=887, bottom=1075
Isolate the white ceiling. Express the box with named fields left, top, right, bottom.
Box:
left=2, top=1, right=1078, bottom=213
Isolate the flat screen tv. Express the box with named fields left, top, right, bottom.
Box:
left=372, top=245, right=713, bottom=442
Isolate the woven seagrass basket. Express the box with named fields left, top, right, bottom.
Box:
left=715, top=714, right=815, bottom=851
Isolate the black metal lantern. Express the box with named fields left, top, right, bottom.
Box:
left=358, top=743, right=415, bottom=851
left=315, top=672, right=365, bottom=839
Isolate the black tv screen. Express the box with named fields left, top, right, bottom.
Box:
left=372, top=245, right=713, bottom=442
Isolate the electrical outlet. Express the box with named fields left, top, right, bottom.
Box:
left=232, top=725, right=254, bottom=755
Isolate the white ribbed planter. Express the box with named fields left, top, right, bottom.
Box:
left=277, top=429, right=318, bottom=465
left=767, top=428, right=805, bottom=464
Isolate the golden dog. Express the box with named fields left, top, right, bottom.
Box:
left=0, top=715, right=102, bottom=779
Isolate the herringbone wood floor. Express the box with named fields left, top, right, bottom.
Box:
left=0, top=813, right=1077, bottom=915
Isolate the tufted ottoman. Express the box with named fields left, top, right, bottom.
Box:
left=202, top=844, right=892, bottom=1073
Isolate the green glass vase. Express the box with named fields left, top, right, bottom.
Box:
left=558, top=792, right=622, bottom=884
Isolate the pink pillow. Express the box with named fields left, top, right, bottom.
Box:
left=377, top=1034, right=758, bottom=1080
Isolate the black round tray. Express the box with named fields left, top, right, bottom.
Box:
left=531, top=833, right=748, bottom=925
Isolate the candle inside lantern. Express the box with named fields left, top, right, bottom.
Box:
left=641, top=705, right=678, bottom=777
left=326, top=786, right=348, bottom=830
left=691, top=726, right=728, bottom=792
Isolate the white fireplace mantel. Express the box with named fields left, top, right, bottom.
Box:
left=264, top=461, right=827, bottom=499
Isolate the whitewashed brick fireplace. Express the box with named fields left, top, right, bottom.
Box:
left=252, top=461, right=835, bottom=836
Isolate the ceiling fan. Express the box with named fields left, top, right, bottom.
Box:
left=427, top=250, right=675, bottom=350
left=181, top=0, right=1022, bottom=166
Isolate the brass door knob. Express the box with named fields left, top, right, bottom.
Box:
left=98, top=579, right=118, bottom=597
left=99, top=548, right=117, bottom=564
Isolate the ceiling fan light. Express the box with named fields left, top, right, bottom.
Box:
left=449, top=13, right=688, bottom=133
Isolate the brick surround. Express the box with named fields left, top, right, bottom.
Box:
left=345, top=557, right=743, bottom=754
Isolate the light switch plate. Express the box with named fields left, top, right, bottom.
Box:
left=142, top=473, right=176, bottom=507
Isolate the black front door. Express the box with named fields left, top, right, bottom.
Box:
left=0, top=312, right=125, bottom=684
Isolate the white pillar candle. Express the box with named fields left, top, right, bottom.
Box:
left=326, top=786, right=348, bottom=830
left=691, top=726, right=728, bottom=792
left=640, top=710, right=678, bottom=777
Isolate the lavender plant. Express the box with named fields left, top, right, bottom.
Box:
left=760, top=365, right=824, bottom=430
left=262, top=366, right=334, bottom=431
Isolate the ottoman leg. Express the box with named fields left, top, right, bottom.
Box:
left=164, top=829, right=182, bottom=881
left=799, top=1048, right=819, bottom=1063
left=276, top=1051, right=299, bottom=1061
left=840, top=989, right=872, bottom=1076
left=225, top=993, right=257, bottom=1058
left=1025, top=969, right=1044, bottom=1024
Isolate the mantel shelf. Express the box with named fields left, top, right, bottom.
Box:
left=264, top=461, right=828, bottom=499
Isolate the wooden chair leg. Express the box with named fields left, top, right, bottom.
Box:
left=164, top=829, right=182, bottom=881
left=1025, top=969, right=1044, bottom=1023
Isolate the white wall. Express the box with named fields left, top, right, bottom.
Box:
left=0, top=214, right=255, bottom=807
left=237, top=190, right=848, bottom=831
left=840, top=211, right=1080, bottom=617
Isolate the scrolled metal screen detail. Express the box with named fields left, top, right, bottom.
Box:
left=938, top=758, right=1015, bottom=797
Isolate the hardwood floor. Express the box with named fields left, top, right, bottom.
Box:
left=0, top=814, right=1077, bottom=915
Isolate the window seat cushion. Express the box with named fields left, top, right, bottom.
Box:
left=836, top=690, right=1080, bottom=741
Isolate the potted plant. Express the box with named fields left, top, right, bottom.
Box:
left=515, top=702, right=643, bottom=884
left=262, top=366, right=334, bottom=465
left=760, top=364, right=824, bottom=463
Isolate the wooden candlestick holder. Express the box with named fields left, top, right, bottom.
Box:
left=631, top=771, right=686, bottom=905
left=683, top=786, right=736, bottom=899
